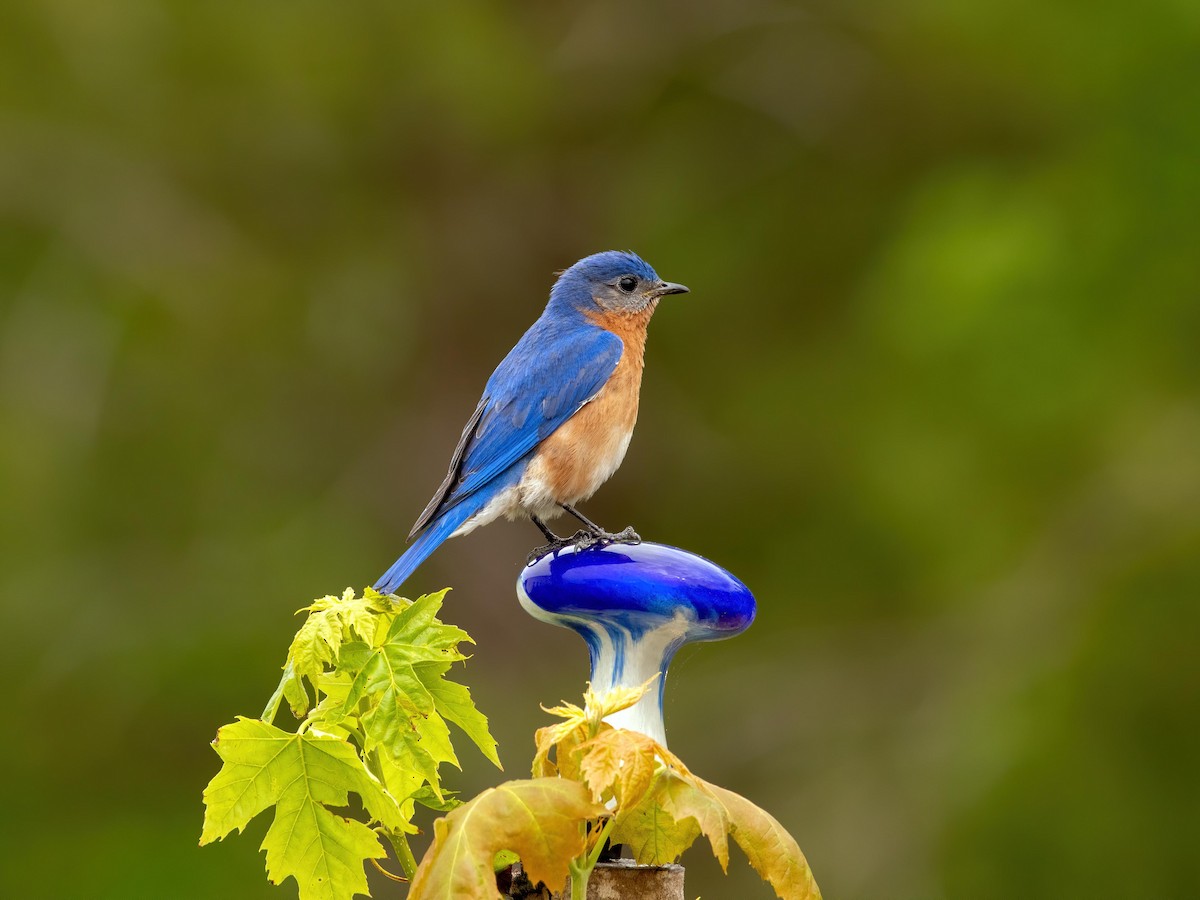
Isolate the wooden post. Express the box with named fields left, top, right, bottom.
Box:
left=568, top=860, right=685, bottom=899
left=501, top=861, right=685, bottom=900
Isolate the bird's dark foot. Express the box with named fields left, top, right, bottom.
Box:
left=526, top=526, right=642, bottom=564
left=526, top=530, right=593, bottom=565
left=573, top=525, right=641, bottom=550
left=610, top=525, right=641, bottom=544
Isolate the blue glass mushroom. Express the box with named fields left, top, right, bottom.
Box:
left=518, top=542, right=756, bottom=747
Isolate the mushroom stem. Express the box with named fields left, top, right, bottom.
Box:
left=579, top=608, right=691, bottom=745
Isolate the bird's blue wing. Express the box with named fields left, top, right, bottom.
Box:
left=409, top=317, right=623, bottom=536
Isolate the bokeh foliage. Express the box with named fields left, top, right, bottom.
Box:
left=1, top=0, right=1197, bottom=897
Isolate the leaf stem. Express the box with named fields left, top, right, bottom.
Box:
left=382, top=828, right=420, bottom=880
left=261, top=660, right=294, bottom=723
left=585, top=817, right=616, bottom=869
left=568, top=857, right=589, bottom=900
left=568, top=816, right=614, bottom=900
left=369, top=857, right=408, bottom=883
left=395, top=833, right=419, bottom=880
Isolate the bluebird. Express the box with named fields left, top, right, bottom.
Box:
left=374, top=251, right=688, bottom=595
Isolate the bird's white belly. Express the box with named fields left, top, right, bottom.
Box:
left=451, top=483, right=522, bottom=537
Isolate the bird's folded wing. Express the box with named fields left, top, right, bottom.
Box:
left=409, top=324, right=623, bottom=536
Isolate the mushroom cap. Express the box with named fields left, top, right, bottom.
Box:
left=519, top=541, right=755, bottom=642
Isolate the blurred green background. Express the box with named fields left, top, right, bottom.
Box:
left=3, top=0, right=1198, bottom=897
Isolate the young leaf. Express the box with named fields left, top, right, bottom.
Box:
left=277, top=588, right=404, bottom=718
left=261, top=660, right=297, bottom=724
left=384, top=589, right=466, bottom=651
left=297, top=589, right=398, bottom=668
left=610, top=772, right=702, bottom=866
left=339, top=639, right=440, bottom=746
left=581, top=675, right=658, bottom=721
left=336, top=586, right=405, bottom=645
left=201, top=718, right=411, bottom=900
left=335, top=593, right=482, bottom=784
left=536, top=698, right=589, bottom=750
left=533, top=677, right=659, bottom=780
left=532, top=723, right=587, bottom=781
left=703, top=781, right=822, bottom=900
left=411, top=783, right=462, bottom=812
left=577, top=726, right=658, bottom=808
left=409, top=778, right=606, bottom=900
left=536, top=676, right=649, bottom=738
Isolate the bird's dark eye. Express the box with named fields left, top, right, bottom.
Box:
left=617, top=276, right=638, bottom=293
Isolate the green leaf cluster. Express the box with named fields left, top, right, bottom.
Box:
left=201, top=588, right=500, bottom=900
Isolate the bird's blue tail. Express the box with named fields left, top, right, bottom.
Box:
left=373, top=501, right=479, bottom=596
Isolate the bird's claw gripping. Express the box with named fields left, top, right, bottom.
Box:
left=526, top=526, right=642, bottom=565
left=526, top=530, right=591, bottom=565
left=523, top=525, right=638, bottom=566
left=573, top=524, right=642, bottom=552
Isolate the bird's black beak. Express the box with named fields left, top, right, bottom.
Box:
left=649, top=281, right=690, bottom=299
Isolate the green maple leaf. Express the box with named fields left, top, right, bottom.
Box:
left=201, top=718, right=411, bottom=900
left=420, top=665, right=501, bottom=768
left=336, top=592, right=500, bottom=796
left=265, top=588, right=404, bottom=721
left=383, top=719, right=443, bottom=797
left=338, top=638, right=440, bottom=745
left=204, top=588, right=502, bottom=894
left=339, top=593, right=464, bottom=711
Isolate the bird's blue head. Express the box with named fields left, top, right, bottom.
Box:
left=549, top=251, right=689, bottom=316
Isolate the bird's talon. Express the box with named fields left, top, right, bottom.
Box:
left=581, top=526, right=641, bottom=547
left=572, top=531, right=600, bottom=551
left=527, top=540, right=570, bottom=564
left=527, top=527, right=642, bottom=564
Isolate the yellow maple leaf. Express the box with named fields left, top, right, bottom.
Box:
left=658, top=771, right=730, bottom=870
left=533, top=677, right=657, bottom=781
left=703, top=781, right=822, bottom=900
left=577, top=727, right=659, bottom=808
left=581, top=674, right=658, bottom=721
left=610, top=771, right=702, bottom=866
left=408, top=778, right=607, bottom=900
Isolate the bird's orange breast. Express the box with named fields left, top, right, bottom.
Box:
left=524, top=306, right=654, bottom=506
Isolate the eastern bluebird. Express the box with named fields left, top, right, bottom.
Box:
left=374, top=251, right=688, bottom=595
